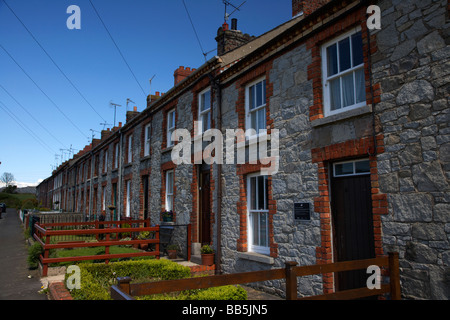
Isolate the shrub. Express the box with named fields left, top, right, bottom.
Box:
left=27, top=242, right=43, bottom=269
left=201, top=244, right=214, bottom=254
left=21, top=198, right=39, bottom=210
left=67, top=259, right=191, bottom=300
left=66, top=259, right=247, bottom=300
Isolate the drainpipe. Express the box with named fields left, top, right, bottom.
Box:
left=209, top=72, right=223, bottom=274
left=117, top=128, right=124, bottom=220
left=364, top=2, right=378, bottom=157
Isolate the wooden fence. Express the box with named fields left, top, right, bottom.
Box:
left=33, top=219, right=160, bottom=276
left=111, top=252, right=401, bottom=300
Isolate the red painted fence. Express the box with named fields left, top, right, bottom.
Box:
left=33, top=219, right=160, bottom=276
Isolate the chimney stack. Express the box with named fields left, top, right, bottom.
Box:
left=174, top=66, right=196, bottom=86
left=216, top=19, right=253, bottom=56
left=292, top=0, right=331, bottom=17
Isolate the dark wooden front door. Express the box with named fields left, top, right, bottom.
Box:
left=200, top=169, right=211, bottom=244
left=331, top=171, right=375, bottom=291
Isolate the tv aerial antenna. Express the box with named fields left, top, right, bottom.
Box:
left=149, top=75, right=156, bottom=95
left=109, top=101, right=122, bottom=127
left=100, top=122, right=112, bottom=130
left=223, top=0, right=246, bottom=23
left=126, top=98, right=135, bottom=112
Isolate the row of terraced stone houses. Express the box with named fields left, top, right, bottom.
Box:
left=37, top=0, right=450, bottom=299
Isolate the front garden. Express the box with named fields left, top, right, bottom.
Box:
left=65, top=259, right=247, bottom=300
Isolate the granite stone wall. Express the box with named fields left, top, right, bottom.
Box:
left=373, top=0, right=450, bottom=299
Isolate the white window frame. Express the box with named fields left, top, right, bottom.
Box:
left=167, top=109, right=176, bottom=147
left=322, top=27, right=365, bottom=117
left=198, top=87, right=211, bottom=134
left=165, top=170, right=174, bottom=211
left=245, top=77, right=267, bottom=139
left=127, top=134, right=133, bottom=163
left=126, top=180, right=131, bottom=217
left=144, top=123, right=151, bottom=157
left=247, top=173, right=270, bottom=255
left=333, top=158, right=370, bottom=177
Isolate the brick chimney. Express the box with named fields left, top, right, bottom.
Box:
left=292, top=0, right=331, bottom=17
left=126, top=107, right=140, bottom=122
left=174, top=66, right=196, bottom=86
left=215, top=19, right=253, bottom=56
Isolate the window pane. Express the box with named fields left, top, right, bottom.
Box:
left=339, top=37, right=351, bottom=72
left=250, top=177, right=256, bottom=210
left=262, top=80, right=266, bottom=105
left=256, top=81, right=263, bottom=107
left=355, top=160, right=370, bottom=173
left=250, top=111, right=257, bottom=131
left=201, top=91, right=211, bottom=111
left=146, top=125, right=151, bottom=140
left=167, top=171, right=173, bottom=193
left=334, top=162, right=353, bottom=176
left=249, top=86, right=256, bottom=110
left=257, top=176, right=265, bottom=210
left=342, top=72, right=355, bottom=107
left=169, top=111, right=175, bottom=128
left=329, top=78, right=341, bottom=111
left=252, top=212, right=259, bottom=245
left=355, top=68, right=365, bottom=103
left=202, top=112, right=211, bottom=132
left=257, top=108, right=266, bottom=132
left=327, top=43, right=338, bottom=76
left=352, top=31, right=363, bottom=67
left=259, top=212, right=268, bottom=247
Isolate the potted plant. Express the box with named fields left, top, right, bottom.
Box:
left=161, top=210, right=173, bottom=222
left=137, top=231, right=150, bottom=250
left=201, top=244, right=215, bottom=266
left=167, top=244, right=178, bottom=259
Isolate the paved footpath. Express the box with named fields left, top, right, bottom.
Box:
left=0, top=208, right=47, bottom=300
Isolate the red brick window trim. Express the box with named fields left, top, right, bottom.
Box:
left=306, top=7, right=379, bottom=122
left=236, top=162, right=278, bottom=258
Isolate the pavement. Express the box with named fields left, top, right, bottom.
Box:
left=0, top=208, right=47, bottom=300
left=0, top=208, right=282, bottom=301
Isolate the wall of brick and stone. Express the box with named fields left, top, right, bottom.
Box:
left=371, top=0, right=450, bottom=300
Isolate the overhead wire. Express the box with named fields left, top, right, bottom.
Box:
left=0, top=100, right=55, bottom=155
left=182, top=0, right=208, bottom=62
left=1, top=0, right=107, bottom=123
left=0, top=83, right=68, bottom=149
left=0, top=43, right=88, bottom=140
left=88, top=0, right=147, bottom=97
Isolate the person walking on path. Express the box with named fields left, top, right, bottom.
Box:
left=0, top=208, right=47, bottom=300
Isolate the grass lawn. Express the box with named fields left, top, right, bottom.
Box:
left=49, top=245, right=151, bottom=267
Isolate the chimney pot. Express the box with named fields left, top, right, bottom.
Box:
left=222, top=22, right=229, bottom=31
left=231, top=18, right=237, bottom=30
left=119, top=122, right=122, bottom=127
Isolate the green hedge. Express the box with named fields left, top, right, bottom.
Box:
left=66, top=259, right=247, bottom=300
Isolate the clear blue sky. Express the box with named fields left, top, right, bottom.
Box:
left=0, top=0, right=292, bottom=187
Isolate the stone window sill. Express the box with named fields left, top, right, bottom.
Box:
left=237, top=251, right=274, bottom=265
left=311, top=105, right=372, bottom=128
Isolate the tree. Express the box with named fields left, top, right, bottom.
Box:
left=1, top=172, right=15, bottom=187
left=1, top=172, right=17, bottom=193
